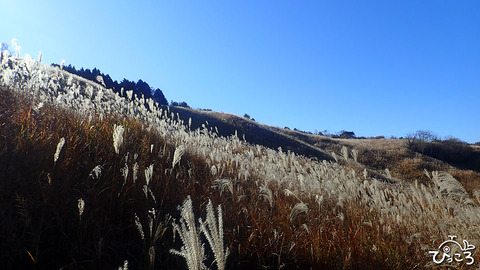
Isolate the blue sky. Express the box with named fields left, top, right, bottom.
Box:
left=2, top=1, right=479, bottom=142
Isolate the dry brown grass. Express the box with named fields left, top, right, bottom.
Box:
left=0, top=86, right=213, bottom=269
left=2, top=54, right=480, bottom=270
left=451, top=169, right=480, bottom=196
left=0, top=84, right=431, bottom=269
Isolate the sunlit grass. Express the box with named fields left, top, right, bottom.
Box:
left=1, top=55, right=480, bottom=269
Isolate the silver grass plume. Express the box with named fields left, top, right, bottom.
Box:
left=121, top=163, right=129, bottom=184
left=172, top=145, right=185, bottom=169
left=341, top=146, right=349, bottom=162
left=259, top=185, right=273, bottom=207
left=170, top=196, right=206, bottom=270
left=210, top=165, right=217, bottom=176
left=385, top=168, right=392, bottom=179
left=145, top=164, right=154, bottom=186
left=149, top=246, right=155, bottom=269
left=126, top=90, right=133, bottom=101
left=289, top=202, right=309, bottom=222
left=90, top=165, right=103, bottom=179
left=423, top=169, right=431, bottom=179
left=54, top=137, right=65, bottom=163
left=351, top=149, right=358, bottom=162
left=133, top=162, right=139, bottom=183
left=473, top=190, right=480, bottom=205
left=315, top=194, right=324, bottom=209
left=113, top=124, right=124, bottom=154
left=34, top=102, right=44, bottom=112
left=78, top=198, right=85, bottom=220
left=2, top=50, right=9, bottom=64
left=332, top=152, right=338, bottom=163
left=212, top=179, right=233, bottom=196
left=199, top=199, right=229, bottom=270
left=143, top=185, right=149, bottom=199
left=96, top=75, right=106, bottom=87
left=432, top=171, right=472, bottom=203
left=118, top=260, right=128, bottom=270
left=284, top=188, right=302, bottom=203
left=134, top=213, right=145, bottom=240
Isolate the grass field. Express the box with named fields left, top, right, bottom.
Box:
left=1, top=55, right=480, bottom=269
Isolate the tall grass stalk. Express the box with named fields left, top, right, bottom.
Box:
left=54, top=137, right=65, bottom=164
left=199, top=199, right=229, bottom=270
left=170, top=196, right=206, bottom=270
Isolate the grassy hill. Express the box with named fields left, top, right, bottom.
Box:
left=169, top=105, right=480, bottom=195
left=1, top=55, right=480, bottom=269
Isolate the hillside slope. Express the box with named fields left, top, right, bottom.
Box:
left=169, top=105, right=480, bottom=192
left=168, top=106, right=334, bottom=161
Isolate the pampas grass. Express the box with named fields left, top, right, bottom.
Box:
left=145, top=164, right=154, bottom=186
left=212, top=179, right=233, bottom=196
left=171, top=197, right=229, bottom=270
left=3, top=52, right=480, bottom=269
left=54, top=137, right=65, bottom=163
left=113, top=124, right=124, bottom=154
left=135, top=213, right=145, bottom=240
left=77, top=198, right=85, bottom=220
left=289, top=202, right=309, bottom=222
left=351, top=149, right=358, bottom=162
left=341, top=146, right=349, bottom=162
left=170, top=196, right=206, bottom=270
left=432, top=171, right=472, bottom=203
left=172, top=145, right=185, bottom=169
left=90, top=165, right=103, bottom=179
left=199, top=199, right=229, bottom=270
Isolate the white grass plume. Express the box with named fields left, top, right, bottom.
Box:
left=113, top=124, right=124, bottom=154
left=96, top=75, right=106, bottom=87
left=2, top=50, right=9, bottom=64
left=121, top=163, right=129, bottom=184
left=145, top=164, right=154, bottom=186
left=90, top=165, right=103, bottom=179
left=149, top=246, right=155, bottom=269
left=172, top=145, right=185, bottom=169
left=351, top=149, right=358, bottom=162
left=199, top=199, right=229, bottom=270
left=341, top=146, right=349, bottom=162
left=290, top=202, right=309, bottom=222
left=117, top=260, right=128, bottom=270
left=332, top=152, right=338, bottom=163
left=77, top=198, right=85, bottom=220
left=432, top=171, right=472, bottom=203
left=212, top=179, right=233, bottom=196
left=134, top=213, right=145, bottom=240
left=170, top=196, right=206, bottom=270
left=132, top=162, right=139, bottom=183
left=259, top=185, right=273, bottom=207
left=54, top=137, right=65, bottom=163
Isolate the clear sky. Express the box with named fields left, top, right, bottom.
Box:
left=2, top=1, right=479, bottom=143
